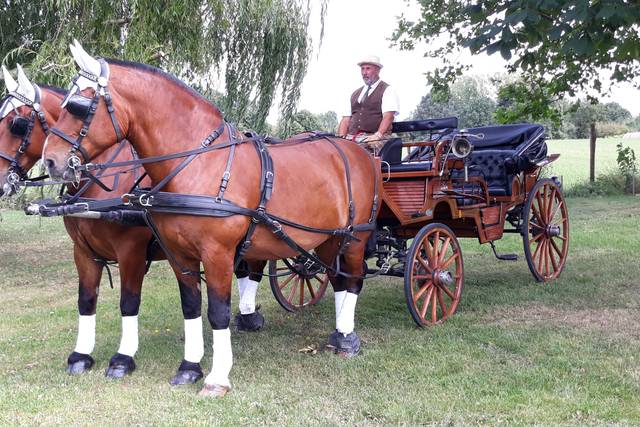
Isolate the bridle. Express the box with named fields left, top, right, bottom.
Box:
left=0, top=86, right=50, bottom=192
left=50, top=58, right=126, bottom=182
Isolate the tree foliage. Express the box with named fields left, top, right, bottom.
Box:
left=393, top=0, right=640, bottom=121
left=0, top=0, right=326, bottom=133
left=412, top=75, right=497, bottom=128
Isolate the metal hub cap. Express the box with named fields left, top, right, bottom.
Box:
left=434, top=269, right=454, bottom=287
left=546, top=224, right=561, bottom=237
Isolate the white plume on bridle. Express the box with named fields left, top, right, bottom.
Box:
left=68, top=39, right=104, bottom=93
left=1, top=65, right=34, bottom=118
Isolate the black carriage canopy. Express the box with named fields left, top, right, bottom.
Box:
left=382, top=119, right=547, bottom=196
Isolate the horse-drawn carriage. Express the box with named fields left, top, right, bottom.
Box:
left=268, top=117, right=569, bottom=326
left=3, top=45, right=569, bottom=394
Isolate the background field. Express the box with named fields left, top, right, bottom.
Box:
left=1, top=192, right=639, bottom=425
left=546, top=137, right=640, bottom=189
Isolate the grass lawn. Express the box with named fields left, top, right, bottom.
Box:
left=546, top=137, right=640, bottom=189
left=1, top=194, right=639, bottom=426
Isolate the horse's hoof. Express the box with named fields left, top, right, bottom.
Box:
left=198, top=383, right=231, bottom=397
left=105, top=353, right=136, bottom=378
left=335, top=331, right=361, bottom=358
left=235, top=310, right=265, bottom=332
left=325, top=329, right=340, bottom=350
left=170, top=360, right=204, bottom=385
left=66, top=352, right=95, bottom=375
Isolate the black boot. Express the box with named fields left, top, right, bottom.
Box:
left=105, top=353, right=136, bottom=378
left=169, top=359, right=203, bottom=385
left=234, top=309, right=265, bottom=332
left=66, top=351, right=95, bottom=375
left=335, top=331, right=361, bottom=358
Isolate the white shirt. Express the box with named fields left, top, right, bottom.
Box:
left=340, top=79, right=400, bottom=118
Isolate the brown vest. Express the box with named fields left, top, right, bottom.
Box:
left=348, top=81, right=389, bottom=134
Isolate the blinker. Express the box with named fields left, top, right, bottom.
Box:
left=65, top=94, right=93, bottom=119
left=8, top=115, right=29, bottom=136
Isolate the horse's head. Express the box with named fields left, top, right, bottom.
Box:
left=44, top=40, right=128, bottom=182
left=0, top=65, right=58, bottom=196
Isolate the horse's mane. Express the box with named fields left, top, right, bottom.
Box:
left=105, top=58, right=219, bottom=112
left=39, top=85, right=66, bottom=97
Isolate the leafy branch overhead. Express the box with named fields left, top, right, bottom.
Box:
left=393, top=0, right=640, bottom=119
left=0, top=0, right=326, bottom=134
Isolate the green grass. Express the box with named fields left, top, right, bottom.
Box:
left=1, top=195, right=639, bottom=426
left=546, top=137, right=640, bottom=189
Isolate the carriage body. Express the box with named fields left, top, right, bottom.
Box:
left=378, top=118, right=547, bottom=242
left=358, top=117, right=569, bottom=326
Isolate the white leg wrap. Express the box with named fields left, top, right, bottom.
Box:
left=334, top=290, right=347, bottom=325
left=237, top=276, right=249, bottom=301
left=117, top=315, right=139, bottom=357
left=74, top=314, right=96, bottom=355
left=204, top=328, right=233, bottom=388
left=336, top=292, right=358, bottom=335
left=184, top=317, right=204, bottom=363
left=239, top=279, right=259, bottom=314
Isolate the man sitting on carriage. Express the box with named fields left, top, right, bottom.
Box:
left=338, top=55, right=399, bottom=153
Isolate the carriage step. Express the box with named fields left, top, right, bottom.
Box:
left=489, top=241, right=518, bottom=261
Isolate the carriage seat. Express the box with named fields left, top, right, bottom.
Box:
left=450, top=124, right=547, bottom=196
left=379, top=138, right=432, bottom=172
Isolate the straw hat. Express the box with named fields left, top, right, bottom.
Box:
left=357, top=55, right=383, bottom=69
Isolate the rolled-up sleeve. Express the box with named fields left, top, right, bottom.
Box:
left=382, top=85, right=400, bottom=116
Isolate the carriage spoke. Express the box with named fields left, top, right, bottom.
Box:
left=440, top=282, right=456, bottom=300
left=279, top=272, right=297, bottom=290
left=313, top=274, right=325, bottom=282
left=438, top=237, right=451, bottom=265
left=550, top=237, right=564, bottom=258
left=417, top=255, right=432, bottom=273
left=432, top=231, right=440, bottom=263
left=530, top=222, right=546, bottom=232
left=548, top=242, right=559, bottom=273
left=441, top=252, right=459, bottom=269
left=419, top=285, right=435, bottom=319
left=544, top=241, right=551, bottom=277
left=305, top=278, right=316, bottom=299
left=413, top=280, right=433, bottom=302
left=531, top=238, right=543, bottom=262
left=414, top=274, right=431, bottom=280
left=431, top=291, right=438, bottom=323
left=549, top=198, right=563, bottom=222
left=287, top=276, right=299, bottom=303
left=299, top=278, right=305, bottom=306
left=546, top=188, right=556, bottom=221
left=535, top=192, right=546, bottom=223
left=535, top=240, right=546, bottom=273
left=437, top=288, right=447, bottom=315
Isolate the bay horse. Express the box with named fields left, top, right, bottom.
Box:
left=0, top=65, right=264, bottom=385
left=43, top=42, right=379, bottom=397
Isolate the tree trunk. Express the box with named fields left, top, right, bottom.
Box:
left=589, top=123, right=597, bottom=182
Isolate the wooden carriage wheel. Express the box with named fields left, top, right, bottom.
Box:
left=404, top=223, right=464, bottom=327
left=268, top=255, right=329, bottom=312
left=522, top=178, right=569, bottom=282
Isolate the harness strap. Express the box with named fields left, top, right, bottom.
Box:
left=144, top=121, right=227, bottom=198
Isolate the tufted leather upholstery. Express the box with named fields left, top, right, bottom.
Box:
left=451, top=150, right=516, bottom=196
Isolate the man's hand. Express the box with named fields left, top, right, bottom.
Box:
left=361, top=132, right=385, bottom=150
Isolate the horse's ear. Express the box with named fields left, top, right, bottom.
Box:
left=72, top=39, right=101, bottom=77
left=16, top=64, right=36, bottom=102
left=2, top=65, right=18, bottom=93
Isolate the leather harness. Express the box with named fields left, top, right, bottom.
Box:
left=38, top=60, right=379, bottom=281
